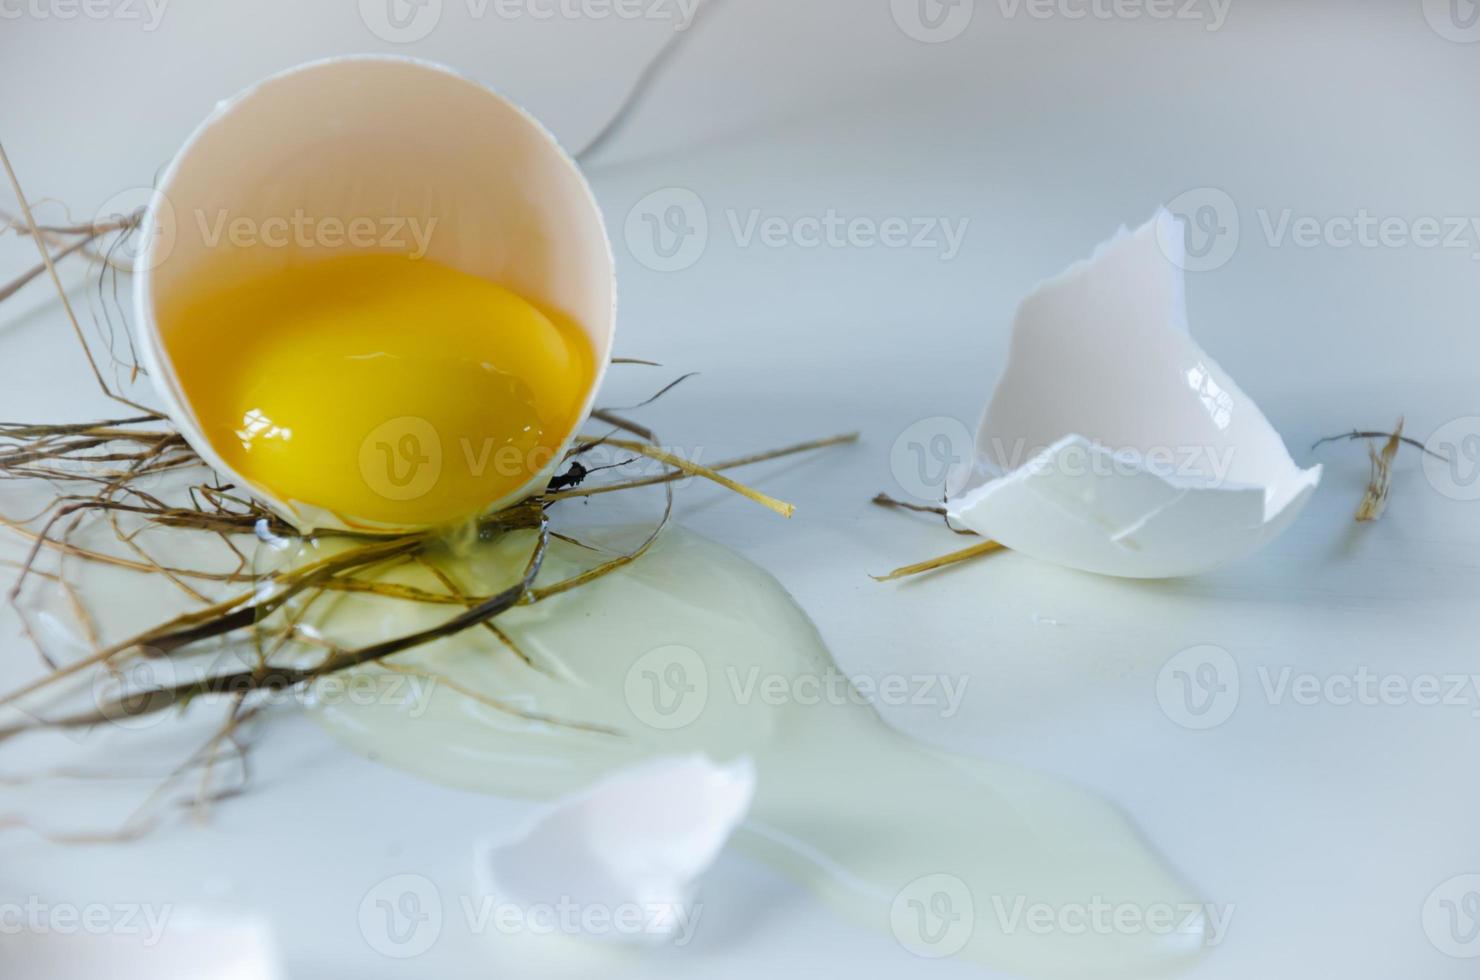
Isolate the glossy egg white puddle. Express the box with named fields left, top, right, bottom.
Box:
left=292, top=526, right=1211, bottom=977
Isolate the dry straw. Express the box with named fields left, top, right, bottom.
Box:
left=0, top=136, right=855, bottom=840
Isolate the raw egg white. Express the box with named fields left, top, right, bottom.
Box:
left=304, top=526, right=1211, bottom=977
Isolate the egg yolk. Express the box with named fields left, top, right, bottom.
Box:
left=161, top=254, right=594, bottom=528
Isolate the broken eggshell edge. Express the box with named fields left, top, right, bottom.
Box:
left=947, top=210, right=1321, bottom=579
left=132, top=55, right=617, bottom=535
left=476, top=755, right=756, bottom=946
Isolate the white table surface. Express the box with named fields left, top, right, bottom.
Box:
left=3, top=1, right=1480, bottom=977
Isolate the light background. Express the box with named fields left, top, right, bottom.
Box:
left=3, top=0, right=1480, bottom=977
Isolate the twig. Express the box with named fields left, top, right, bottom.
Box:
left=550, top=432, right=858, bottom=501
left=575, top=0, right=729, bottom=163
left=601, top=438, right=795, bottom=518
left=0, top=142, right=152, bottom=412
left=871, top=492, right=977, bottom=536
left=1313, top=428, right=1443, bottom=462
left=871, top=493, right=946, bottom=517
left=872, top=539, right=1005, bottom=583
left=1356, top=419, right=1404, bottom=523
left=0, top=233, right=105, bottom=304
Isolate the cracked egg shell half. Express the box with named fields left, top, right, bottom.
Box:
left=133, top=56, right=615, bottom=535
left=479, top=755, right=755, bottom=946
left=946, top=211, right=1321, bottom=579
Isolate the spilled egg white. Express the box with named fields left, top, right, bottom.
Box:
left=947, top=211, right=1321, bottom=579
left=311, top=525, right=1212, bottom=975
left=132, top=55, right=616, bottom=535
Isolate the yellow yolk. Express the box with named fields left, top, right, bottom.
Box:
left=161, top=255, right=594, bottom=528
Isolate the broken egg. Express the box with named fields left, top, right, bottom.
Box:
left=316, top=526, right=1211, bottom=974
left=477, top=755, right=755, bottom=946
left=947, top=211, right=1321, bottom=578
left=133, top=56, right=615, bottom=533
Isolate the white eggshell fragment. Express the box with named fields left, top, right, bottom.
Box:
left=133, top=55, right=616, bottom=534
left=947, top=211, right=1320, bottom=578
left=477, top=756, right=755, bottom=946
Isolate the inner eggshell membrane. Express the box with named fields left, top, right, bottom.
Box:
left=137, top=57, right=615, bottom=532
